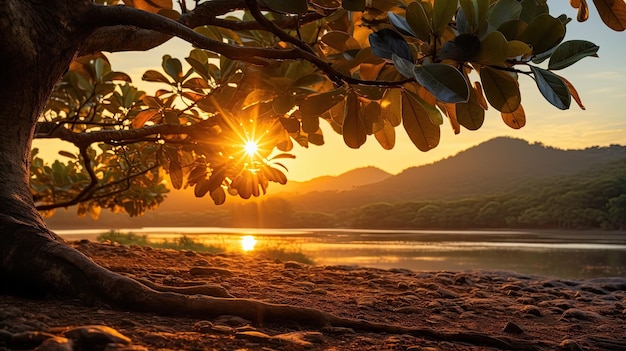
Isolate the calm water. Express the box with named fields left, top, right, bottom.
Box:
left=57, top=228, right=626, bottom=279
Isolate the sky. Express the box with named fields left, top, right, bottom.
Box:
left=34, top=2, right=626, bottom=182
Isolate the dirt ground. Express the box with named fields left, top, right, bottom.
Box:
left=1, top=240, right=625, bottom=350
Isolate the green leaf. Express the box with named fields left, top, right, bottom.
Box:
left=475, top=31, right=508, bottom=64
left=162, top=55, right=183, bottom=83
left=548, top=40, right=600, bottom=70
left=142, top=70, right=171, bottom=84
left=391, top=54, right=416, bottom=78
left=342, top=0, right=366, bottom=11
left=521, top=14, right=565, bottom=55
left=456, top=88, right=485, bottom=130
left=432, top=0, right=458, bottom=36
left=498, top=19, right=528, bottom=41
left=401, top=90, right=440, bottom=152
left=479, top=66, right=521, bottom=113
left=406, top=1, right=431, bottom=42
left=388, top=12, right=417, bottom=37
left=459, top=0, right=475, bottom=33
left=529, top=66, right=571, bottom=110
left=265, top=0, right=308, bottom=14
left=299, top=88, right=346, bottom=116
left=369, top=29, right=413, bottom=62
left=343, top=90, right=367, bottom=149
left=413, top=64, right=469, bottom=103
left=520, top=0, right=549, bottom=24
left=488, top=0, right=522, bottom=30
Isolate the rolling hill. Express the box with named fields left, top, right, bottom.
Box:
left=45, top=137, right=626, bottom=229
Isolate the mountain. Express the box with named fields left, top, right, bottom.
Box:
left=273, top=166, right=392, bottom=194
left=272, top=137, right=626, bottom=212
left=45, top=137, right=626, bottom=229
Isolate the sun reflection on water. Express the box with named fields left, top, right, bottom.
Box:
left=240, top=235, right=257, bottom=252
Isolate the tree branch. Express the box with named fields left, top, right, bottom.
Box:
left=244, top=0, right=315, bottom=54
left=35, top=123, right=204, bottom=147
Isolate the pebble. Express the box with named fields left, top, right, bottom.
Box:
left=65, top=325, right=131, bottom=345
left=502, top=321, right=525, bottom=334
left=33, top=336, right=72, bottom=351
left=189, top=266, right=233, bottom=277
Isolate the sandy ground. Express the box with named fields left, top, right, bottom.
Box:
left=1, top=240, right=625, bottom=350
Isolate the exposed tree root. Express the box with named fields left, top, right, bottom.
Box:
left=0, top=223, right=552, bottom=351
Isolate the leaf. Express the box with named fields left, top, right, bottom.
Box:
left=498, top=19, right=528, bottom=41
left=362, top=101, right=383, bottom=134
left=124, top=0, right=172, bottom=13
left=391, top=54, right=416, bottom=78
left=388, top=12, right=417, bottom=37
left=374, top=119, right=396, bottom=150
left=162, top=56, right=183, bottom=82
left=58, top=151, right=77, bottom=159
left=342, top=0, right=366, bottom=11
left=521, top=14, right=566, bottom=55
left=501, top=104, right=526, bottom=129
left=489, top=0, right=523, bottom=30
left=265, top=0, right=308, bottom=14
left=343, top=90, right=367, bottom=149
left=479, top=66, right=521, bottom=113
left=406, top=1, right=431, bottom=42
left=102, top=71, right=132, bottom=82
left=142, top=70, right=171, bottom=84
left=456, top=88, right=485, bottom=130
left=194, top=177, right=211, bottom=197
left=530, top=66, right=571, bottom=110
left=299, top=88, right=346, bottom=116
left=475, top=31, right=508, bottom=64
left=557, top=74, right=586, bottom=110
left=432, top=0, right=458, bottom=36
left=381, top=88, right=402, bottom=127
left=507, top=40, right=533, bottom=58
left=593, top=0, right=626, bottom=31
left=132, top=109, right=159, bottom=129
left=401, top=90, right=440, bottom=152
left=210, top=187, right=226, bottom=205
left=413, top=64, right=469, bottom=103
left=369, top=29, right=413, bottom=62
left=321, top=31, right=361, bottom=51
left=520, top=0, right=549, bottom=24
left=548, top=40, right=600, bottom=70
left=459, top=0, right=475, bottom=33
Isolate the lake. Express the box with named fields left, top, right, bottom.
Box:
left=57, top=228, right=626, bottom=280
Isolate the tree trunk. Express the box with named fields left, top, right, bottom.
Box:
left=0, top=0, right=87, bottom=292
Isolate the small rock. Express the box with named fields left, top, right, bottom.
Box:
left=235, top=331, right=272, bottom=343
left=437, top=288, right=459, bottom=299
left=34, top=336, right=73, bottom=351
left=272, top=331, right=323, bottom=347
left=521, top=305, right=542, bottom=317
left=284, top=261, right=303, bottom=269
left=210, top=325, right=234, bottom=334
left=560, top=308, right=604, bottom=321
left=559, top=339, right=584, bottom=351
left=192, top=320, right=214, bottom=333
left=189, top=266, right=233, bottom=277
left=502, top=321, right=525, bottom=334
left=214, top=315, right=251, bottom=327
left=65, top=325, right=131, bottom=346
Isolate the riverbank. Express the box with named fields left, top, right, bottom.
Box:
left=2, top=240, right=625, bottom=350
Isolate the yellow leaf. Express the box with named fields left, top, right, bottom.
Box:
left=479, top=66, right=521, bottom=113
left=507, top=40, right=533, bottom=58
left=577, top=0, right=590, bottom=21
left=132, top=109, right=159, bottom=129
left=592, top=0, right=626, bottom=31
left=474, top=81, right=488, bottom=110
left=401, top=90, right=440, bottom=152
left=374, top=119, right=396, bottom=150
left=343, top=90, right=367, bottom=149
left=501, top=104, right=526, bottom=129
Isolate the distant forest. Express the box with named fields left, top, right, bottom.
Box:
left=188, top=158, right=626, bottom=230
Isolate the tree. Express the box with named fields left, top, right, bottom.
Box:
left=1, top=0, right=624, bottom=347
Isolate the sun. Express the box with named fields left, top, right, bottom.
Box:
left=244, top=140, right=258, bottom=157
left=240, top=235, right=257, bottom=252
